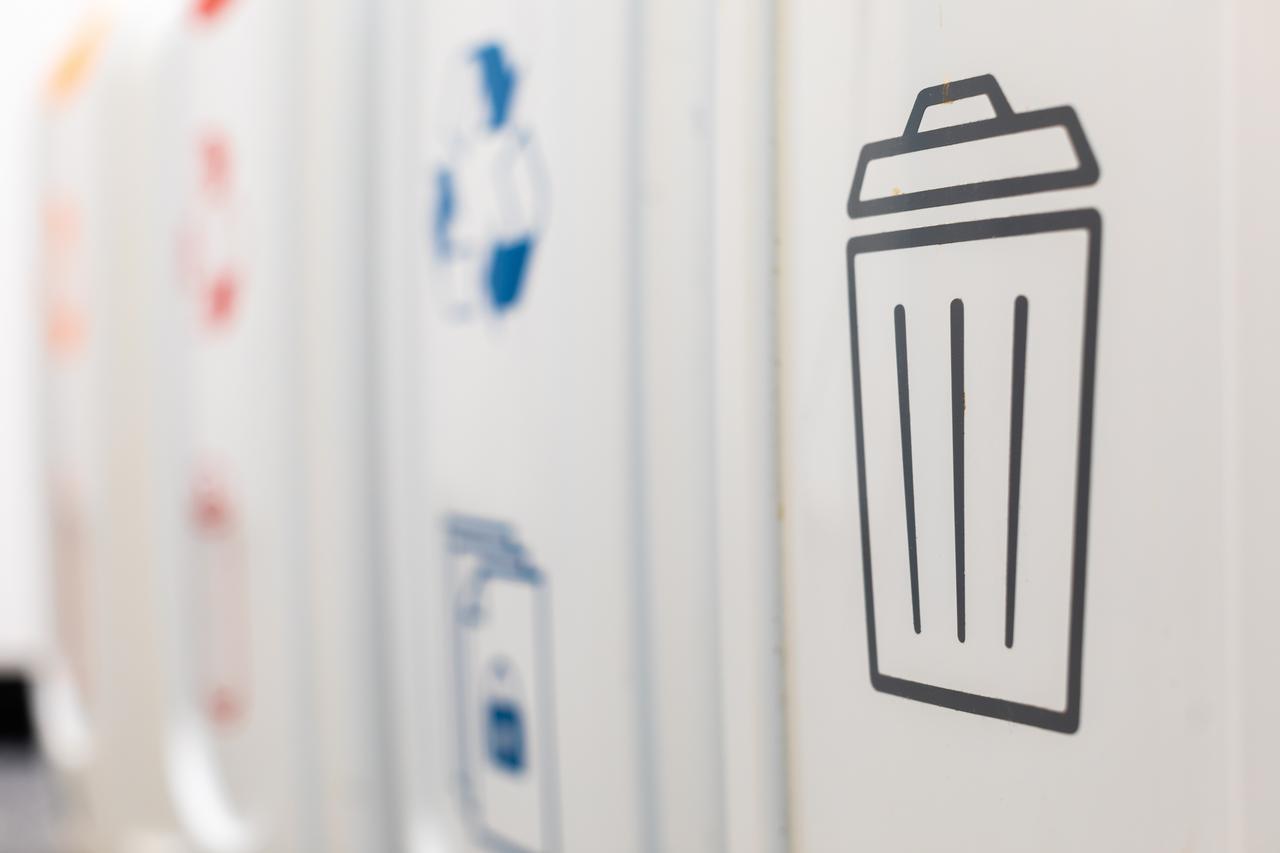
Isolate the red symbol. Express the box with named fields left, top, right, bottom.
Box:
left=201, top=133, right=232, bottom=195
left=193, top=0, right=234, bottom=22
left=190, top=470, right=250, bottom=730
left=182, top=131, right=243, bottom=332
left=205, top=270, right=239, bottom=328
left=207, top=686, right=243, bottom=726
left=192, top=473, right=233, bottom=532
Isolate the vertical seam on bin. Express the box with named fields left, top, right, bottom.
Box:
left=1005, top=295, right=1029, bottom=648
left=893, top=305, right=922, bottom=634
left=950, top=298, right=965, bottom=643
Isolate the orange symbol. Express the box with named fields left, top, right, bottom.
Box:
left=47, top=296, right=87, bottom=357
left=46, top=13, right=110, bottom=105
left=43, top=198, right=87, bottom=357
left=45, top=199, right=79, bottom=249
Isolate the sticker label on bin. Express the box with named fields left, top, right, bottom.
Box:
left=429, top=41, right=548, bottom=321
left=846, top=75, right=1101, bottom=733
left=484, top=657, right=528, bottom=775
left=190, top=469, right=251, bottom=729
left=448, top=516, right=559, bottom=852
left=178, top=131, right=244, bottom=334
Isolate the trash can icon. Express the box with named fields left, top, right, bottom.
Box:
left=846, top=75, right=1101, bottom=733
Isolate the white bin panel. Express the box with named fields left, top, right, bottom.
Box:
left=780, top=1, right=1236, bottom=850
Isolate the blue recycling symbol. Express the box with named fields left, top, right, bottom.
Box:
left=431, top=42, right=547, bottom=317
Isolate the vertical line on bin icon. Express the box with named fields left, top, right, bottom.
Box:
left=1005, top=295, right=1029, bottom=648
left=950, top=298, right=965, bottom=643
left=893, top=305, right=922, bottom=633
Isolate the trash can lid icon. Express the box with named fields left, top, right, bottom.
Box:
left=847, top=74, right=1099, bottom=218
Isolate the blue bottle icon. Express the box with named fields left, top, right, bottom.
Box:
left=483, top=657, right=526, bottom=775
left=448, top=515, right=558, bottom=851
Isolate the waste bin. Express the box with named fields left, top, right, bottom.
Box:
left=846, top=74, right=1101, bottom=733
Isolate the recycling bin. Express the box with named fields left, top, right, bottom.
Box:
left=845, top=74, right=1101, bottom=733
left=161, top=2, right=316, bottom=850
left=37, top=36, right=107, bottom=780
left=35, top=3, right=194, bottom=849
left=379, top=0, right=737, bottom=849
left=35, top=21, right=117, bottom=848
left=380, top=1, right=728, bottom=850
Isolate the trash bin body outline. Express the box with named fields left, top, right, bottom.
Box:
left=845, top=75, right=1101, bottom=734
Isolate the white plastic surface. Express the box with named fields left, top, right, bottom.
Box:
left=408, top=3, right=650, bottom=849
left=777, top=0, right=1280, bottom=850
left=161, top=2, right=314, bottom=849
left=0, top=0, right=84, bottom=677
left=378, top=0, right=731, bottom=850
left=36, top=4, right=191, bottom=849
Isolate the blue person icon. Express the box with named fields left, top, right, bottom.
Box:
left=430, top=41, right=549, bottom=320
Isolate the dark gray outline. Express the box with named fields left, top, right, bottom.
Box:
left=846, top=208, right=1101, bottom=734
left=892, top=305, right=922, bottom=634
left=1005, top=295, right=1030, bottom=649
left=950, top=298, right=966, bottom=644
left=847, top=74, right=1100, bottom=219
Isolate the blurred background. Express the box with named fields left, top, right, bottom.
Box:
left=0, top=1, right=764, bottom=850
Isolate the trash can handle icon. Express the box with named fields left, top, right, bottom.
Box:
left=902, top=74, right=1012, bottom=136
